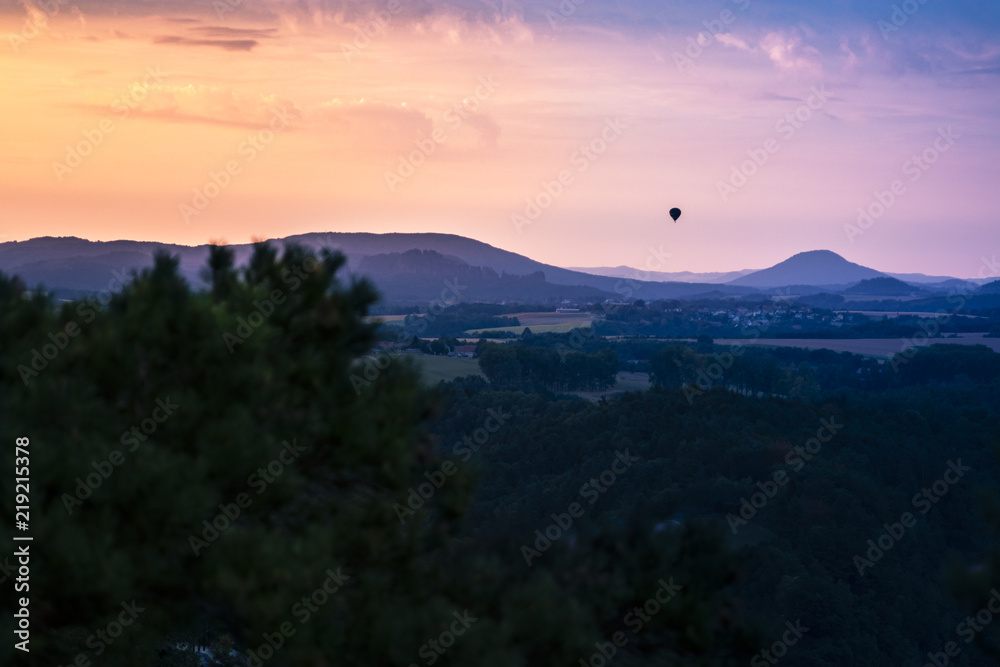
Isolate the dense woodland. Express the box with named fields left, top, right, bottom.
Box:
left=593, top=300, right=999, bottom=339
left=431, top=375, right=1000, bottom=666
left=477, top=341, right=620, bottom=392
left=1, top=244, right=999, bottom=666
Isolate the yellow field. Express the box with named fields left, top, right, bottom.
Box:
left=466, top=310, right=593, bottom=335
left=468, top=322, right=592, bottom=335
left=367, top=311, right=593, bottom=337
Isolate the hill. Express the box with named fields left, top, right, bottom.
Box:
left=355, top=249, right=615, bottom=304
left=979, top=279, right=1000, bottom=294
left=728, top=250, right=885, bottom=288
left=0, top=233, right=758, bottom=303
left=841, top=276, right=926, bottom=297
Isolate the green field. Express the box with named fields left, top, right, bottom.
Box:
left=367, top=311, right=592, bottom=337
left=467, top=311, right=593, bottom=335
left=569, top=371, right=651, bottom=401
left=468, top=321, right=591, bottom=336
left=403, top=352, right=485, bottom=385
left=612, top=371, right=652, bottom=392
left=367, top=314, right=408, bottom=325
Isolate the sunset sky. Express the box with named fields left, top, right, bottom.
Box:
left=1, top=0, right=998, bottom=277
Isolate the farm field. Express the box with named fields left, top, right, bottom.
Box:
left=466, top=311, right=593, bottom=336
left=469, top=322, right=590, bottom=335
left=367, top=314, right=408, bottom=325
left=711, top=334, right=1000, bottom=358
left=570, top=371, right=651, bottom=402
left=834, top=310, right=989, bottom=319
left=402, top=352, right=486, bottom=385
left=366, top=312, right=593, bottom=336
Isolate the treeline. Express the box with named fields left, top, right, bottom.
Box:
left=374, top=302, right=550, bottom=317
left=477, top=341, right=618, bottom=391
left=388, top=312, right=521, bottom=338
left=648, top=342, right=1000, bottom=399
left=430, top=344, right=1000, bottom=666
left=591, top=300, right=996, bottom=338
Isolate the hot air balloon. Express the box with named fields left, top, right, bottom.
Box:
left=669, top=207, right=682, bottom=222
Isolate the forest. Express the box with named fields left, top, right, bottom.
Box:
left=1, top=243, right=999, bottom=666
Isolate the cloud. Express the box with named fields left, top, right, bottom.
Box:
left=152, top=35, right=259, bottom=51
left=189, top=25, right=278, bottom=39
left=69, top=68, right=109, bottom=79
left=760, top=30, right=822, bottom=75
left=716, top=33, right=752, bottom=51
left=19, top=0, right=49, bottom=27
left=309, top=99, right=433, bottom=148
left=70, top=84, right=303, bottom=129
left=955, top=65, right=1000, bottom=75
left=461, top=113, right=501, bottom=151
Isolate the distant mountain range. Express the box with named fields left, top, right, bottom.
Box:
left=0, top=233, right=760, bottom=304
left=0, top=234, right=994, bottom=306
left=568, top=266, right=757, bottom=284
left=578, top=250, right=989, bottom=291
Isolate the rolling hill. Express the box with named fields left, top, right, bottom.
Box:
left=1, top=234, right=984, bottom=305
left=0, top=234, right=756, bottom=303
left=727, top=250, right=886, bottom=288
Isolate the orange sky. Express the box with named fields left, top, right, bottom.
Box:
left=1, top=1, right=998, bottom=277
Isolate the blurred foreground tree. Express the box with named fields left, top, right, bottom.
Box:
left=0, top=243, right=759, bottom=666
